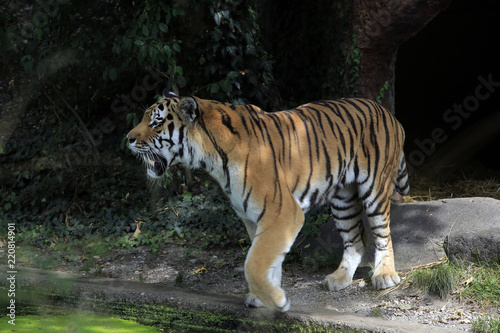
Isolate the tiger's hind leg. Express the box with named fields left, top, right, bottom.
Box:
left=324, top=185, right=365, bottom=291
left=363, top=184, right=400, bottom=290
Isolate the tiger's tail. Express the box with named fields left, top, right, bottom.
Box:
left=395, top=154, right=410, bottom=196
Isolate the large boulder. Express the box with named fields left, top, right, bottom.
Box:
left=309, top=197, right=500, bottom=271
left=391, top=197, right=500, bottom=267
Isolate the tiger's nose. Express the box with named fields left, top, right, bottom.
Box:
left=127, top=132, right=139, bottom=145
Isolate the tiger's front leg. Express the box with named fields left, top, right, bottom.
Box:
left=242, top=219, right=265, bottom=309
left=243, top=202, right=304, bottom=312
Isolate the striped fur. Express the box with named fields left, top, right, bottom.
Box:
left=127, top=94, right=410, bottom=312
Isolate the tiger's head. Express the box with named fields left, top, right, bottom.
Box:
left=126, top=91, right=199, bottom=178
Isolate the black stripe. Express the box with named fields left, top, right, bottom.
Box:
left=267, top=113, right=286, bottom=162
left=359, top=183, right=374, bottom=201
left=219, top=107, right=240, bottom=137
left=310, top=189, right=319, bottom=206
left=257, top=196, right=267, bottom=222
left=333, top=122, right=347, bottom=157
left=373, top=232, right=390, bottom=240
left=198, top=116, right=231, bottom=192
left=291, top=176, right=300, bottom=194
left=243, top=153, right=250, bottom=195
left=336, top=219, right=362, bottom=233
left=331, top=202, right=355, bottom=211
left=167, top=122, right=175, bottom=137
left=332, top=210, right=363, bottom=221
left=243, top=188, right=252, bottom=212
left=343, top=233, right=364, bottom=249
left=337, top=101, right=358, bottom=137
left=240, top=112, right=251, bottom=136
left=322, top=141, right=332, bottom=181
left=245, top=105, right=267, bottom=143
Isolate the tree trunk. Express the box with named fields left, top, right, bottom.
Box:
left=347, top=0, right=452, bottom=114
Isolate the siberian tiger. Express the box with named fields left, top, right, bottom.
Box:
left=127, top=91, right=409, bottom=312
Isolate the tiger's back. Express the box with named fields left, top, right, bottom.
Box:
left=127, top=94, right=409, bottom=312
left=194, top=98, right=408, bottom=215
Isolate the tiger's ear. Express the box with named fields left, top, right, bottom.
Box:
left=163, top=89, right=178, bottom=98
left=179, top=97, right=199, bottom=124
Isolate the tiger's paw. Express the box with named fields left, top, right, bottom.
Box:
left=244, top=292, right=290, bottom=312
left=323, top=271, right=353, bottom=291
left=244, top=293, right=265, bottom=308
left=371, top=271, right=400, bottom=290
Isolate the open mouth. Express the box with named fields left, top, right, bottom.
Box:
left=143, top=153, right=168, bottom=177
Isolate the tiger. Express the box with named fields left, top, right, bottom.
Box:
left=127, top=90, right=410, bottom=312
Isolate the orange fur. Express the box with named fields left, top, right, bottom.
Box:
left=127, top=94, right=409, bottom=312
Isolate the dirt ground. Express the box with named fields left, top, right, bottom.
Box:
left=60, top=242, right=496, bottom=332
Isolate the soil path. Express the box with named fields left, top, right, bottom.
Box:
left=5, top=197, right=499, bottom=332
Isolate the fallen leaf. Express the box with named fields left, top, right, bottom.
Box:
left=195, top=267, right=207, bottom=274
left=460, top=276, right=474, bottom=286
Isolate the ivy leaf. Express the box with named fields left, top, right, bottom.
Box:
left=214, top=12, right=222, bottom=26
left=108, top=67, right=118, bottom=81
left=177, top=75, right=187, bottom=88
left=220, top=78, right=232, bottom=93
left=227, top=71, right=239, bottom=80
left=37, top=63, right=46, bottom=79
left=210, top=83, right=220, bottom=94
left=159, top=23, right=168, bottom=33
left=142, top=25, right=149, bottom=36
left=23, top=60, right=33, bottom=73
left=163, top=45, right=172, bottom=58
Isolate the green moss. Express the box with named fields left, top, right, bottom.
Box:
left=0, top=313, right=158, bottom=333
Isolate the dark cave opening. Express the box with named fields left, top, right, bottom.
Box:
left=395, top=0, right=500, bottom=176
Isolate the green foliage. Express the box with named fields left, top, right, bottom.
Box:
left=258, top=0, right=343, bottom=106
left=322, top=2, right=360, bottom=101
left=0, top=312, right=158, bottom=333
left=301, top=249, right=341, bottom=274
left=472, top=316, right=500, bottom=333
left=302, top=209, right=330, bottom=238
left=285, top=207, right=341, bottom=273
left=7, top=0, right=274, bottom=114
left=457, top=262, right=500, bottom=307
left=134, top=176, right=246, bottom=250
left=1, top=0, right=363, bottom=257
left=376, top=81, right=389, bottom=104
left=411, top=262, right=457, bottom=298
left=409, top=261, right=500, bottom=306
left=338, top=33, right=361, bottom=97
left=1, top=0, right=271, bottom=251
left=12, top=298, right=361, bottom=333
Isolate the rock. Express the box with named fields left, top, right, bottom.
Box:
left=444, top=230, right=500, bottom=264
left=440, top=197, right=500, bottom=263
left=310, top=197, right=500, bottom=271
left=391, top=197, right=500, bottom=267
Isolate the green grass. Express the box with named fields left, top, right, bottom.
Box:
left=1, top=301, right=358, bottom=333
left=0, top=313, right=159, bottom=333
left=409, top=261, right=500, bottom=307
left=458, top=262, right=500, bottom=307
left=411, top=262, right=457, bottom=298
left=472, top=316, right=500, bottom=333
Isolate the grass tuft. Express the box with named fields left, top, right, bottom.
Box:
left=472, top=316, right=500, bottom=333
left=407, top=260, right=500, bottom=308
left=411, top=262, right=456, bottom=298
